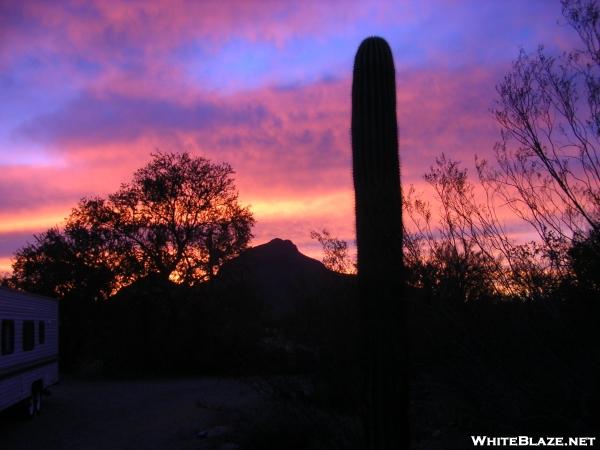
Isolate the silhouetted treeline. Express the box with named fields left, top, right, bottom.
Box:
left=98, top=274, right=264, bottom=374
left=43, top=238, right=355, bottom=376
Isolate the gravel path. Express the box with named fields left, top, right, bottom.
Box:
left=0, top=376, right=259, bottom=450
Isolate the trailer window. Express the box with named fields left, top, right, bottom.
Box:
left=39, top=321, right=46, bottom=344
left=22, top=320, right=34, bottom=351
left=1, top=319, right=15, bottom=355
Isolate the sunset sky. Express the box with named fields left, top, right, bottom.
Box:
left=0, top=0, right=580, bottom=273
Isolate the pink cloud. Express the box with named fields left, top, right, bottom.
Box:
left=13, top=61, right=502, bottom=188
left=0, top=0, right=403, bottom=72
left=2, top=60, right=515, bottom=268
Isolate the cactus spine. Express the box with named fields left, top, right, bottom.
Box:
left=352, top=37, right=408, bottom=449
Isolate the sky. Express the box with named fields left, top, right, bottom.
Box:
left=0, top=0, right=581, bottom=273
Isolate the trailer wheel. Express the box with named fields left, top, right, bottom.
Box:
left=22, top=385, right=41, bottom=419
left=33, top=386, right=42, bottom=415
left=22, top=394, right=35, bottom=419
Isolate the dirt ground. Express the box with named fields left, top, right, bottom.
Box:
left=0, top=375, right=261, bottom=450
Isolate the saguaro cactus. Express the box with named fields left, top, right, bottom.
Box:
left=352, top=36, right=408, bottom=449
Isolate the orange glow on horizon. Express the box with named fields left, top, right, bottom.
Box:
left=0, top=212, right=68, bottom=234
left=246, top=190, right=353, bottom=219
left=0, top=258, right=12, bottom=275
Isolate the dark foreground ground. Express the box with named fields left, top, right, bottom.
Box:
left=0, top=376, right=261, bottom=450
left=1, top=370, right=597, bottom=450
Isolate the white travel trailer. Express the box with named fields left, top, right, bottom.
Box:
left=0, top=287, right=59, bottom=417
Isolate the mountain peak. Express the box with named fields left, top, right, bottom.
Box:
left=216, top=237, right=346, bottom=318
left=257, top=238, right=299, bottom=254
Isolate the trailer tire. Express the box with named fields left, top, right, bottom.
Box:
left=21, top=385, right=41, bottom=419
left=33, top=386, right=42, bottom=415
left=22, top=394, right=35, bottom=420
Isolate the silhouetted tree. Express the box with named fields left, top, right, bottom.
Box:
left=310, top=229, right=356, bottom=274
left=403, top=155, right=561, bottom=301
left=10, top=152, right=254, bottom=295
left=67, top=151, right=254, bottom=285
left=568, top=226, right=600, bottom=293
left=9, top=226, right=117, bottom=300
left=485, top=0, right=600, bottom=267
